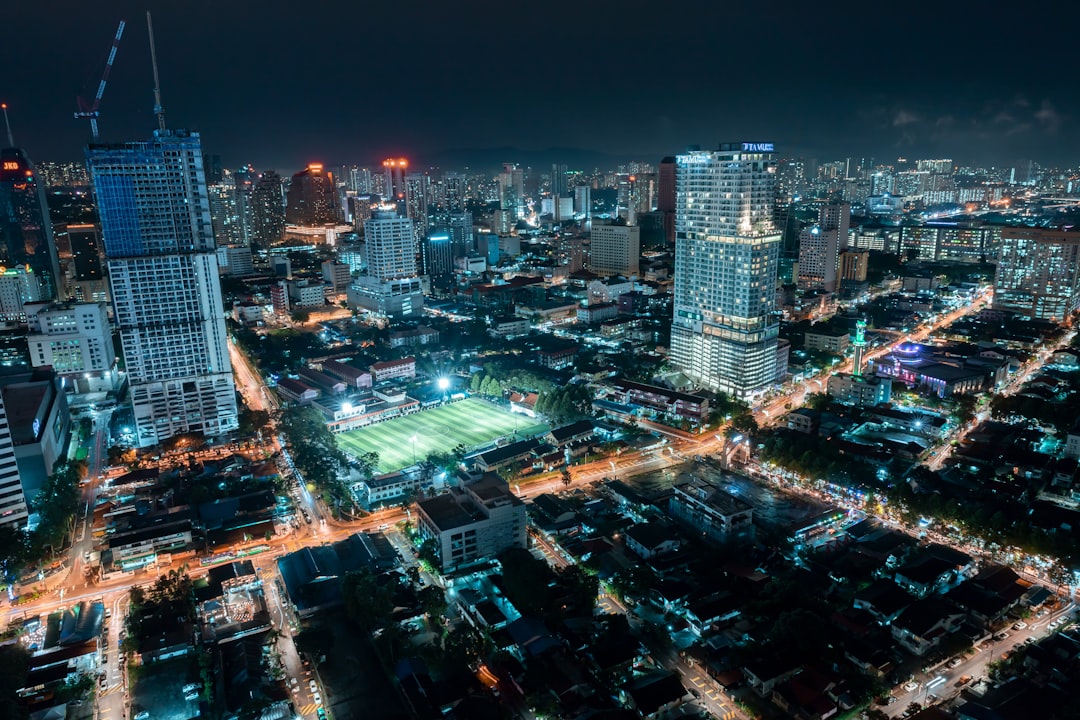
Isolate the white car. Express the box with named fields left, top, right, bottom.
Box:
left=309, top=680, right=318, bottom=693
left=1012, top=621, right=1027, bottom=630
left=313, top=692, right=323, bottom=706
left=903, top=680, right=919, bottom=692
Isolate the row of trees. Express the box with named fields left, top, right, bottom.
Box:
left=469, top=372, right=505, bottom=398
left=278, top=407, right=354, bottom=507
left=0, top=460, right=86, bottom=577
left=534, top=384, right=593, bottom=424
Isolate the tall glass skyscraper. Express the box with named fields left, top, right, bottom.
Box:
left=87, top=130, right=238, bottom=447
left=670, top=143, right=781, bottom=400
left=0, top=147, right=63, bottom=302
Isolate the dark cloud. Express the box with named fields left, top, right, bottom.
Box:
left=2, top=0, right=1078, bottom=169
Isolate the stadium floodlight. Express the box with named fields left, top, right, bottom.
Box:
left=437, top=377, right=450, bottom=391
left=343, top=402, right=353, bottom=412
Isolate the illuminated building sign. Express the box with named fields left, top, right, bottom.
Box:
left=2, top=161, right=19, bottom=171
left=742, top=142, right=774, bottom=152
left=678, top=155, right=710, bottom=164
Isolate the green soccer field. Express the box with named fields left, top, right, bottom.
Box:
left=336, top=398, right=550, bottom=474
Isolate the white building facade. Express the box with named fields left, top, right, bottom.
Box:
left=671, top=144, right=781, bottom=400
left=87, top=130, right=238, bottom=447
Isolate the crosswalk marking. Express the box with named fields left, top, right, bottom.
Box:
left=300, top=704, right=317, bottom=715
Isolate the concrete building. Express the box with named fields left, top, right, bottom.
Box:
left=1, top=372, right=71, bottom=505
left=416, top=477, right=527, bottom=573
left=797, top=203, right=849, bottom=291
left=668, top=477, right=753, bottom=543
left=216, top=245, right=254, bottom=276
left=827, top=373, right=892, bottom=407
left=287, top=279, right=325, bottom=308
left=0, top=385, right=28, bottom=529
left=590, top=222, right=640, bottom=277
left=86, top=130, right=238, bottom=447
left=321, top=260, right=352, bottom=292
left=671, top=144, right=781, bottom=399
left=25, top=301, right=115, bottom=393
left=347, top=276, right=424, bottom=321
left=364, top=209, right=416, bottom=281
left=994, top=227, right=1080, bottom=322
left=804, top=328, right=850, bottom=354
left=369, top=356, right=415, bottom=383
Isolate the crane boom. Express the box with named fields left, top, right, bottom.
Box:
left=74, top=19, right=126, bottom=141
left=147, top=12, right=165, bottom=132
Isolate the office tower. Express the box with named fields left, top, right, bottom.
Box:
left=551, top=163, right=568, bottom=222
left=448, top=211, right=474, bottom=259
left=350, top=208, right=425, bottom=321
left=251, top=170, right=285, bottom=246
left=797, top=202, right=850, bottom=291
left=0, top=387, right=28, bottom=529
left=404, top=173, right=430, bottom=235
left=86, top=130, right=238, bottom=447
left=383, top=158, right=408, bottom=203
left=590, top=222, right=640, bottom=276
left=498, top=163, right=523, bottom=219
left=658, top=157, right=676, bottom=245
left=0, top=148, right=63, bottom=302
left=285, top=163, right=339, bottom=225
left=321, top=260, right=352, bottom=293
left=574, top=185, right=591, bottom=220
left=994, top=228, right=1080, bottom=322
left=423, top=229, right=453, bottom=281
left=670, top=143, right=781, bottom=400
left=364, top=208, right=417, bottom=281
left=216, top=245, right=255, bottom=276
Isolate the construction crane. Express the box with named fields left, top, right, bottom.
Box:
left=146, top=12, right=165, bottom=132
left=74, top=19, right=126, bottom=141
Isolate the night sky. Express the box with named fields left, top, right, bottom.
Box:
left=3, top=0, right=1078, bottom=172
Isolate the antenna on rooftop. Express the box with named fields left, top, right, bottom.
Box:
left=1, top=103, right=13, bottom=147
left=146, top=11, right=166, bottom=131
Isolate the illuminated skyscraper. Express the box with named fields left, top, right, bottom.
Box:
left=671, top=143, right=781, bottom=400
left=797, top=202, right=849, bottom=291
left=364, top=208, right=417, bottom=281
left=285, top=163, right=339, bottom=225
left=250, top=170, right=285, bottom=246
left=86, top=130, right=238, bottom=447
left=994, top=227, right=1080, bottom=322
left=0, top=388, right=28, bottom=529
left=0, top=148, right=63, bottom=302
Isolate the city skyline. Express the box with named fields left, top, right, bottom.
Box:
left=2, top=1, right=1079, bottom=170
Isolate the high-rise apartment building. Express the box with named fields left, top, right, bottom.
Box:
left=797, top=202, right=850, bottom=291
left=589, top=222, right=640, bottom=277
left=86, top=130, right=238, bottom=447
left=671, top=143, right=781, bottom=400
left=448, top=212, right=474, bottom=259
left=994, top=228, right=1080, bottom=322
left=0, top=387, right=28, bottom=530
left=404, top=173, right=430, bottom=236
left=658, top=156, right=677, bottom=245
left=250, top=170, right=285, bottom=246
left=364, top=209, right=417, bottom=281
left=0, top=148, right=63, bottom=302
left=285, top=164, right=339, bottom=225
